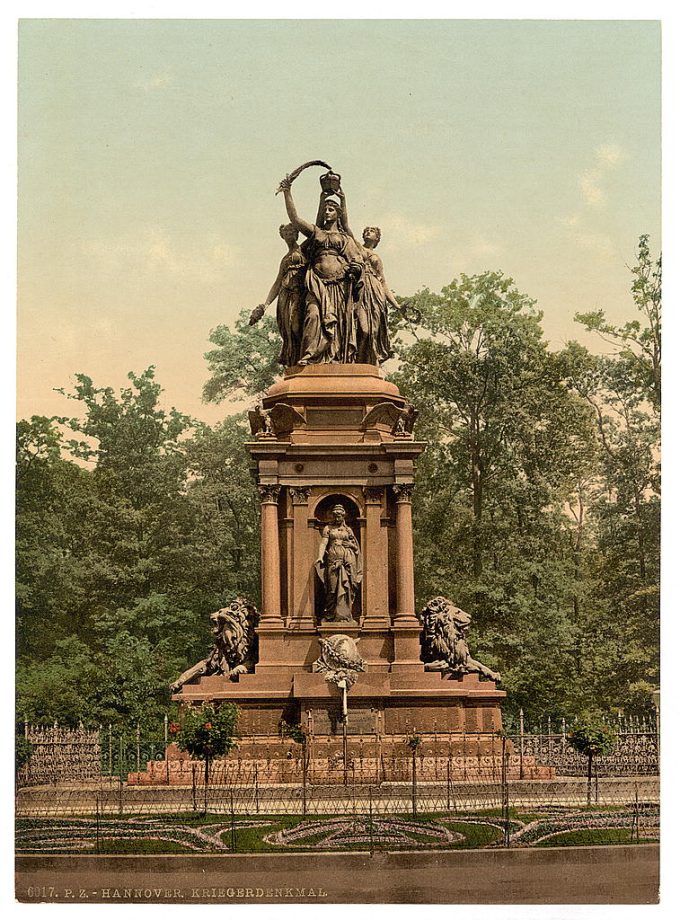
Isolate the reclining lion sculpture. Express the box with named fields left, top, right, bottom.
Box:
left=171, top=598, right=260, bottom=692
left=418, top=596, right=500, bottom=682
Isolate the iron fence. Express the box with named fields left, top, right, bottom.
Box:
left=508, top=730, right=659, bottom=776
left=18, top=724, right=101, bottom=787
left=15, top=772, right=659, bottom=820
left=18, top=712, right=660, bottom=790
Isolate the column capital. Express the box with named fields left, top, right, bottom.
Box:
left=363, top=486, right=384, bottom=504
left=289, top=486, right=312, bottom=505
left=258, top=483, right=281, bottom=504
left=392, top=483, right=415, bottom=503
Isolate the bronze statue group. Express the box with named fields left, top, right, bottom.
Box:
left=249, top=168, right=400, bottom=369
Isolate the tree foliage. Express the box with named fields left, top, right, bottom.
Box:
left=567, top=718, right=617, bottom=759
left=175, top=702, right=240, bottom=762
left=16, top=371, right=260, bottom=730
left=15, top=238, right=660, bottom=730
left=560, top=236, right=660, bottom=714
left=390, top=272, right=599, bottom=721
left=203, top=309, right=281, bottom=403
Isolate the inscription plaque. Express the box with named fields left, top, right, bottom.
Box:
left=312, top=706, right=377, bottom=735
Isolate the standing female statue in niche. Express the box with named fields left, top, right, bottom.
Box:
left=356, top=226, right=396, bottom=365
left=278, top=173, right=365, bottom=365
left=248, top=223, right=306, bottom=367
left=315, top=505, right=363, bottom=622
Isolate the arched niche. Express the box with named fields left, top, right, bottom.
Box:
left=312, top=492, right=361, bottom=526
left=311, top=492, right=362, bottom=623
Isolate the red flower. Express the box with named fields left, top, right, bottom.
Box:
left=168, top=723, right=180, bottom=735
left=204, top=722, right=212, bottom=729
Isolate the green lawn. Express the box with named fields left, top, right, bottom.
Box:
left=16, top=809, right=658, bottom=855
left=536, top=828, right=646, bottom=847
left=447, top=822, right=504, bottom=847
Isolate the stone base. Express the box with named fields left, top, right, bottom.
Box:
left=133, top=667, right=551, bottom=786
left=173, top=666, right=506, bottom=734
left=128, top=738, right=554, bottom=786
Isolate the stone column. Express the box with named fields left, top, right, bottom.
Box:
left=390, top=482, right=422, bottom=672
left=290, top=486, right=314, bottom=627
left=393, top=484, right=417, bottom=622
left=362, top=486, right=389, bottom=627
left=259, top=484, right=282, bottom=626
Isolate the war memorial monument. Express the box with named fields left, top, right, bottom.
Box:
left=133, top=163, right=548, bottom=784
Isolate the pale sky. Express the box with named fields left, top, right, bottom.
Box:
left=17, top=19, right=661, bottom=424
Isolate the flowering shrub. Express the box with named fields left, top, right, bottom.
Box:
left=175, top=703, right=239, bottom=762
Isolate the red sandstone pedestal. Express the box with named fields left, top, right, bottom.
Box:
left=169, top=365, right=509, bottom=770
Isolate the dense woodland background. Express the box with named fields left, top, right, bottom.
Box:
left=16, top=237, right=660, bottom=732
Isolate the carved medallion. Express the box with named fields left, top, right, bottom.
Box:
left=313, top=634, right=366, bottom=689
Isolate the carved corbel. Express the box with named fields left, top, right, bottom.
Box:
left=363, top=486, right=384, bottom=504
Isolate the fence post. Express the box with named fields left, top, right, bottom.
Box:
left=375, top=714, right=381, bottom=786
left=447, top=758, right=451, bottom=811
left=192, top=763, right=197, bottom=812
left=302, top=748, right=307, bottom=817
left=164, top=714, right=168, bottom=746
left=52, top=721, right=58, bottom=786
left=136, top=722, right=141, bottom=773
left=369, top=787, right=374, bottom=855
left=24, top=721, right=30, bottom=785
left=653, top=693, right=660, bottom=761
left=501, top=735, right=510, bottom=847
left=547, top=716, right=552, bottom=765
left=95, top=793, right=100, bottom=854
left=118, top=775, right=123, bottom=816
left=519, top=709, right=524, bottom=780
left=255, top=762, right=259, bottom=814
left=230, top=791, right=236, bottom=852
left=631, top=784, right=639, bottom=843
left=411, top=747, right=417, bottom=817
left=108, top=724, right=112, bottom=777
left=204, top=756, right=210, bottom=816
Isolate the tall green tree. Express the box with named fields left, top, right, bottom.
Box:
left=390, top=272, right=599, bottom=721
left=575, top=234, right=660, bottom=411
left=16, top=417, right=94, bottom=658
left=184, top=414, right=261, bottom=605
left=562, top=236, right=661, bottom=714
left=16, top=370, right=261, bottom=729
